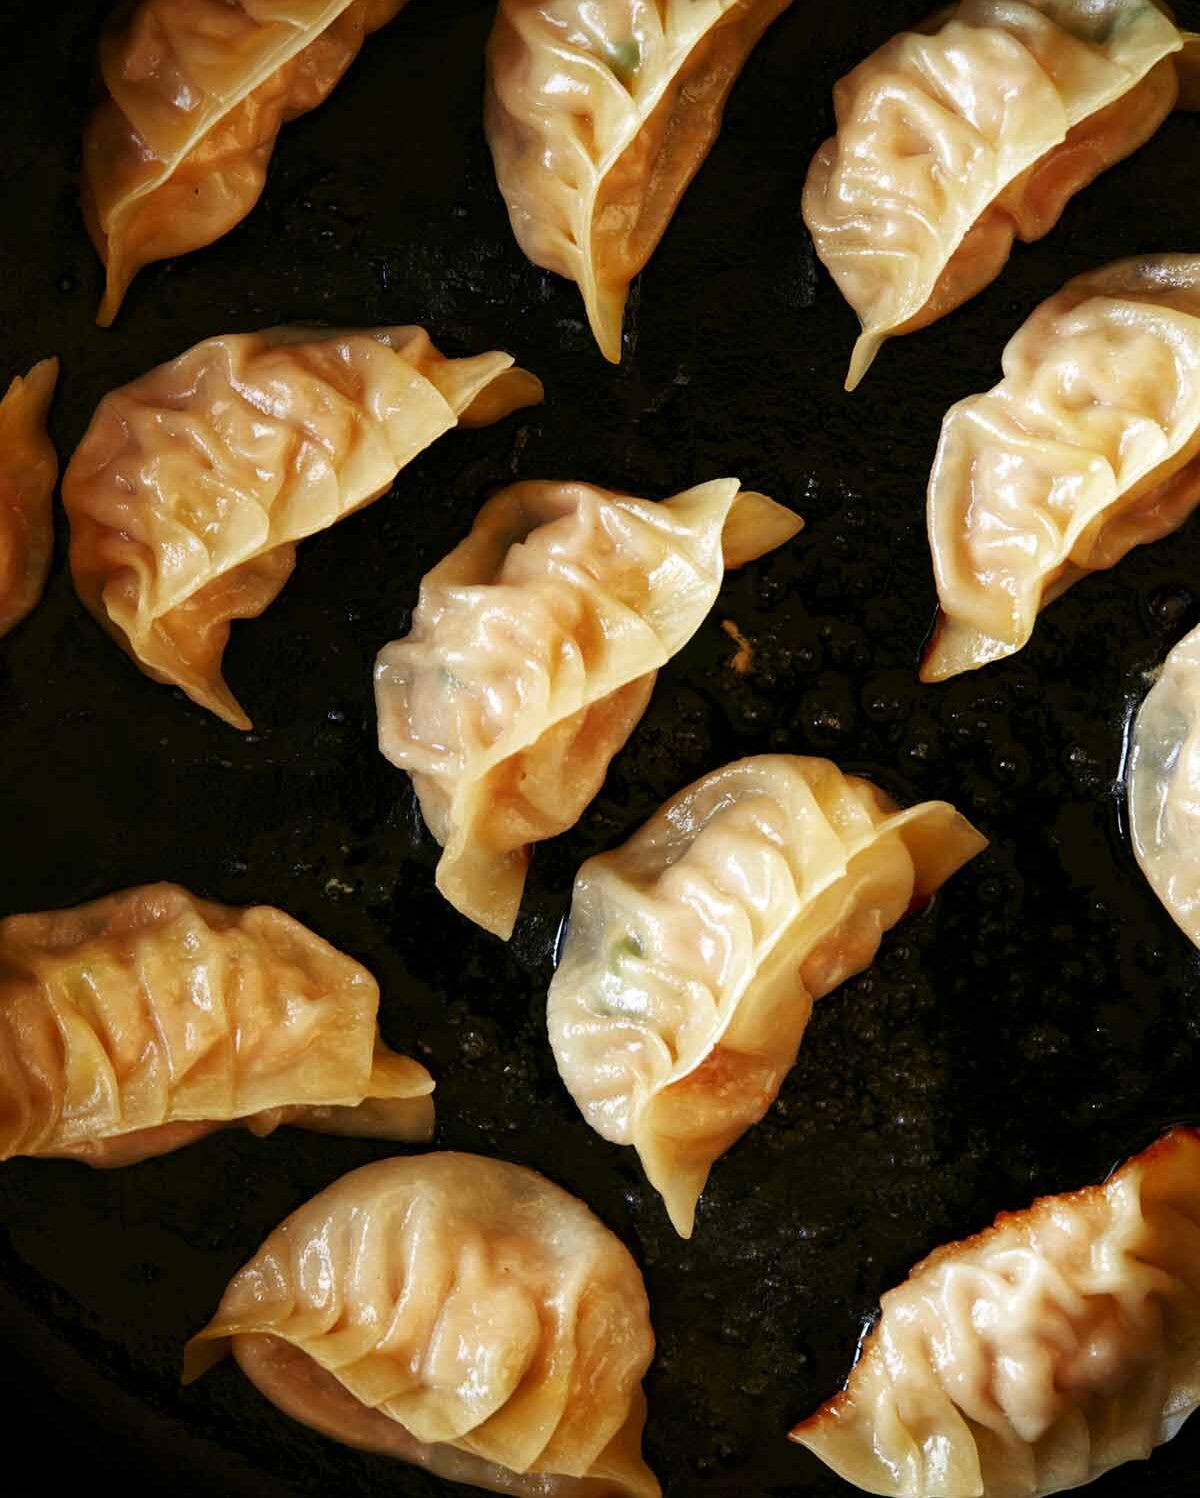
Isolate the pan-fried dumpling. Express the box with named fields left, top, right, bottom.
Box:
left=804, top=1, right=1197, bottom=391
left=184, top=1152, right=660, bottom=1498
left=63, top=326, right=542, bottom=730
left=792, top=1126, right=1200, bottom=1497
left=1127, top=621, right=1200, bottom=946
left=0, top=359, right=58, bottom=639
left=922, top=254, right=1200, bottom=683
left=486, top=0, right=795, bottom=363
left=0, top=883, right=434, bottom=1167
left=83, top=0, right=410, bottom=326
left=374, top=479, right=802, bottom=940
left=548, top=756, right=986, bottom=1237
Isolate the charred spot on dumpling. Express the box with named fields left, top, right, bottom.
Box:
left=793, top=1127, right=1200, bottom=1498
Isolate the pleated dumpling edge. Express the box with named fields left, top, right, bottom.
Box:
left=63, top=325, right=542, bottom=730
left=375, top=479, right=803, bottom=940
left=486, top=0, right=796, bottom=362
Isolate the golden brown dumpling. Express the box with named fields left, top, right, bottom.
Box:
left=549, top=755, right=985, bottom=1236
left=804, top=1, right=1197, bottom=390
left=374, top=479, right=802, bottom=939
left=185, top=1152, right=660, bottom=1498
left=793, top=1128, right=1200, bottom=1497
left=83, top=0, right=410, bottom=325
left=63, top=325, right=542, bottom=730
left=486, top=0, right=795, bottom=362
left=0, top=359, right=59, bottom=639
left=0, top=883, right=434, bottom=1167
left=922, top=255, right=1200, bottom=682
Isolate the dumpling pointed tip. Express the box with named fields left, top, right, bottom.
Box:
left=721, top=490, right=805, bottom=570
left=181, top=1330, right=229, bottom=1386
left=25, top=356, right=60, bottom=395
left=845, top=333, right=881, bottom=392
left=583, top=283, right=627, bottom=364
left=194, top=683, right=253, bottom=731
left=95, top=261, right=132, bottom=329
left=215, top=703, right=254, bottom=733
left=95, top=283, right=123, bottom=330
left=662, top=1191, right=698, bottom=1240
left=434, top=861, right=519, bottom=943
left=595, top=324, right=624, bottom=364
left=7, top=357, right=59, bottom=419
left=918, top=611, right=960, bottom=684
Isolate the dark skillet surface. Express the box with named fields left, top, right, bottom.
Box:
left=1, top=0, right=1200, bottom=1493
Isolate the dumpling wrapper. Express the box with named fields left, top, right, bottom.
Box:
left=548, top=755, right=986, bottom=1237
left=184, top=1152, right=660, bottom=1498
left=1127, top=622, right=1200, bottom=946
left=83, top=0, right=409, bottom=326
left=804, top=0, right=1195, bottom=391
left=486, top=0, right=795, bottom=363
left=63, top=325, right=543, bottom=730
left=792, top=1126, right=1200, bottom=1498
left=374, top=479, right=802, bottom=940
left=0, top=883, right=434, bottom=1167
left=922, top=254, right=1200, bottom=682
left=0, top=359, right=58, bottom=638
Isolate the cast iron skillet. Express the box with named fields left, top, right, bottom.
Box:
left=2, top=2, right=1200, bottom=1494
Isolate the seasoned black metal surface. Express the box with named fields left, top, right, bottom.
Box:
left=2, top=1, right=1200, bottom=1493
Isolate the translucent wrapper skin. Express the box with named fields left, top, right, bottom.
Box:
left=63, top=325, right=543, bottom=730
left=0, top=359, right=58, bottom=638
left=1128, top=622, right=1200, bottom=946
left=486, top=0, right=794, bottom=363
left=922, top=255, right=1200, bottom=682
left=0, top=883, right=434, bottom=1167
left=548, top=755, right=986, bottom=1237
left=803, top=0, right=1195, bottom=391
left=374, top=480, right=802, bottom=940
left=184, top=1152, right=660, bottom=1498
left=83, top=0, right=409, bottom=325
left=792, top=1127, right=1200, bottom=1498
